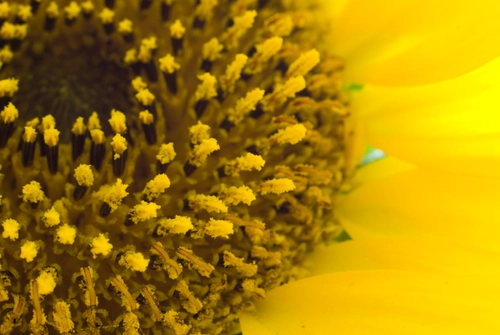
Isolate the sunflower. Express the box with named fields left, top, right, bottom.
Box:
left=239, top=0, right=500, bottom=334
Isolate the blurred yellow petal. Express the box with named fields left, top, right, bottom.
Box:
left=351, top=156, right=414, bottom=188
left=327, top=0, right=500, bottom=86
left=340, top=168, right=500, bottom=249
left=354, top=56, right=500, bottom=178
left=241, top=271, right=500, bottom=335
left=310, top=238, right=500, bottom=276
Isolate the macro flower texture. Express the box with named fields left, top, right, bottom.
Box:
left=0, top=0, right=498, bottom=334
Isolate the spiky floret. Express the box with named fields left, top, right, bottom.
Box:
left=0, top=1, right=348, bottom=334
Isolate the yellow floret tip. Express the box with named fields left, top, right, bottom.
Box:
left=71, top=117, right=86, bottom=135
left=102, top=178, right=129, bottom=212
left=74, top=164, right=94, bottom=187
left=87, top=111, right=101, bottom=131
left=81, top=0, right=94, bottom=14
left=0, top=78, right=18, bottom=97
left=52, top=301, right=74, bottom=334
left=287, top=49, right=321, bottom=78
left=139, top=110, right=154, bottom=125
left=118, top=19, right=133, bottom=34
left=219, top=185, right=255, bottom=206
left=41, top=114, right=56, bottom=131
left=189, top=121, right=211, bottom=145
left=120, top=252, right=149, bottom=272
left=195, top=73, right=217, bottom=101
left=55, top=224, right=76, bottom=245
left=109, top=109, right=127, bottom=134
left=43, top=128, right=60, bottom=147
left=270, top=124, right=307, bottom=145
left=202, top=38, right=223, bottom=61
left=130, top=201, right=161, bottom=224
left=22, top=181, right=44, bottom=203
left=220, top=53, right=248, bottom=93
left=157, top=143, right=176, bottom=164
left=157, top=216, right=193, bottom=235
left=196, top=0, right=218, bottom=20
left=0, top=3, right=9, bottom=19
left=124, top=48, right=137, bottom=64
left=46, top=2, right=59, bottom=18
left=189, top=194, right=228, bottom=213
left=42, top=207, right=60, bottom=227
left=136, top=88, right=155, bottom=106
left=0, top=46, right=13, bottom=63
left=170, top=20, right=185, bottom=38
left=228, top=88, right=265, bottom=125
left=2, top=218, right=20, bottom=241
left=143, top=174, right=171, bottom=201
left=0, top=102, right=18, bottom=123
left=99, top=8, right=114, bottom=24
left=190, top=138, right=220, bottom=167
left=131, top=76, right=147, bottom=92
left=20, top=241, right=39, bottom=263
left=111, top=134, right=127, bottom=158
left=90, top=234, right=113, bottom=258
left=37, top=268, right=57, bottom=295
left=90, top=129, right=105, bottom=144
left=64, top=2, right=81, bottom=20
left=205, top=218, right=234, bottom=239
left=159, top=54, right=180, bottom=74
left=17, top=5, right=32, bottom=22
left=223, top=10, right=256, bottom=49
left=258, top=178, right=296, bottom=195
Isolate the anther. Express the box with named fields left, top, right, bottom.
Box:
left=0, top=102, right=18, bottom=148
left=30, top=280, right=46, bottom=331
left=125, top=201, right=160, bottom=226
left=156, top=143, right=176, bottom=174
left=52, top=301, right=75, bottom=334
left=141, top=286, right=162, bottom=322
left=111, top=134, right=128, bottom=177
left=90, top=129, right=105, bottom=171
left=44, top=128, right=60, bottom=174
left=118, top=19, right=134, bottom=43
left=143, top=174, right=170, bottom=201
left=136, top=89, right=157, bottom=116
left=159, top=54, right=180, bottom=94
left=30, top=0, right=41, bottom=13
left=71, top=117, right=87, bottom=161
left=99, top=8, right=115, bottom=34
left=201, top=38, right=223, bottom=72
left=170, top=20, right=185, bottom=56
left=0, top=78, right=18, bottom=109
left=81, top=1, right=94, bottom=19
left=99, top=178, right=129, bottom=218
left=176, top=281, right=203, bottom=314
left=161, top=0, right=172, bottom=22
left=0, top=294, right=25, bottom=333
left=73, top=164, right=94, bottom=201
left=38, top=114, right=55, bottom=157
left=222, top=250, right=258, bottom=276
left=139, top=111, right=156, bottom=145
left=15, top=5, right=32, bottom=24
left=110, top=276, right=137, bottom=311
left=44, top=2, right=59, bottom=32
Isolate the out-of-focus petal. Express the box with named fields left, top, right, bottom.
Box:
left=350, top=156, right=414, bottom=188
left=310, top=238, right=500, bottom=276
left=353, top=57, right=500, bottom=178
left=339, top=168, right=500, bottom=249
left=240, top=271, right=500, bottom=335
left=327, top=0, right=500, bottom=86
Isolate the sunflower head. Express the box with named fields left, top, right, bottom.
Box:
left=0, top=1, right=350, bottom=334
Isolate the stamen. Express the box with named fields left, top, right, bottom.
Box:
left=0, top=102, right=18, bottom=147
left=161, top=0, right=174, bottom=22
left=219, top=54, right=248, bottom=98
left=194, top=73, right=217, bottom=118
left=43, top=128, right=60, bottom=174
left=203, top=218, right=234, bottom=238
left=269, top=123, right=307, bottom=145
left=188, top=194, right=228, bottom=213
left=136, top=89, right=156, bottom=116
left=138, top=37, right=159, bottom=82
left=90, top=129, right=105, bottom=171
left=71, top=117, right=87, bottom=161
left=244, top=37, right=283, bottom=75
left=194, top=0, right=218, bottom=29
left=222, top=251, right=257, bottom=276
left=80, top=267, right=97, bottom=307
left=156, top=143, right=176, bottom=174
left=118, top=19, right=134, bottom=43
left=98, top=178, right=129, bottom=217
left=110, top=276, right=137, bottom=311
left=20, top=240, right=40, bottom=263
left=109, top=109, right=127, bottom=134
left=87, top=111, right=101, bottom=131
left=73, top=164, right=94, bottom=201
left=37, top=115, right=55, bottom=157
left=140, top=286, right=162, bottom=322
left=201, top=38, right=223, bottom=71
left=111, top=134, right=128, bottom=177
left=219, top=184, right=255, bottom=206
left=224, top=214, right=266, bottom=230
left=258, top=178, right=296, bottom=195
left=159, top=53, right=180, bottom=94
left=286, top=49, right=321, bottom=78
left=54, top=224, right=76, bottom=245
left=143, top=174, right=170, bottom=201
left=29, top=280, right=46, bottom=332
left=155, top=216, right=193, bottom=236
left=0, top=294, right=25, bottom=333
left=2, top=218, right=20, bottom=241
left=99, top=8, right=115, bottom=34
left=90, top=234, right=113, bottom=258
left=170, top=20, right=185, bottom=56
left=52, top=301, right=74, bottom=334
left=125, top=201, right=160, bottom=226
left=80, top=0, right=94, bottom=19
left=223, top=152, right=265, bottom=177
left=222, top=10, right=256, bottom=49
left=175, top=281, right=203, bottom=314
left=162, top=310, right=189, bottom=335
left=22, top=180, right=44, bottom=208
left=42, top=206, right=61, bottom=227
left=118, top=251, right=149, bottom=272
left=150, top=242, right=183, bottom=279
left=223, top=88, right=265, bottom=130
left=44, top=2, right=59, bottom=32
left=176, top=247, right=214, bottom=277
left=63, top=1, right=81, bottom=25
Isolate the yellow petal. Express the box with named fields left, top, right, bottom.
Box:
left=340, top=168, right=500, bottom=249
left=350, top=156, right=414, bottom=188
left=240, top=271, right=500, bottom=335
left=310, top=238, right=500, bottom=276
left=327, top=0, right=500, bottom=86
left=353, top=57, right=500, bottom=178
